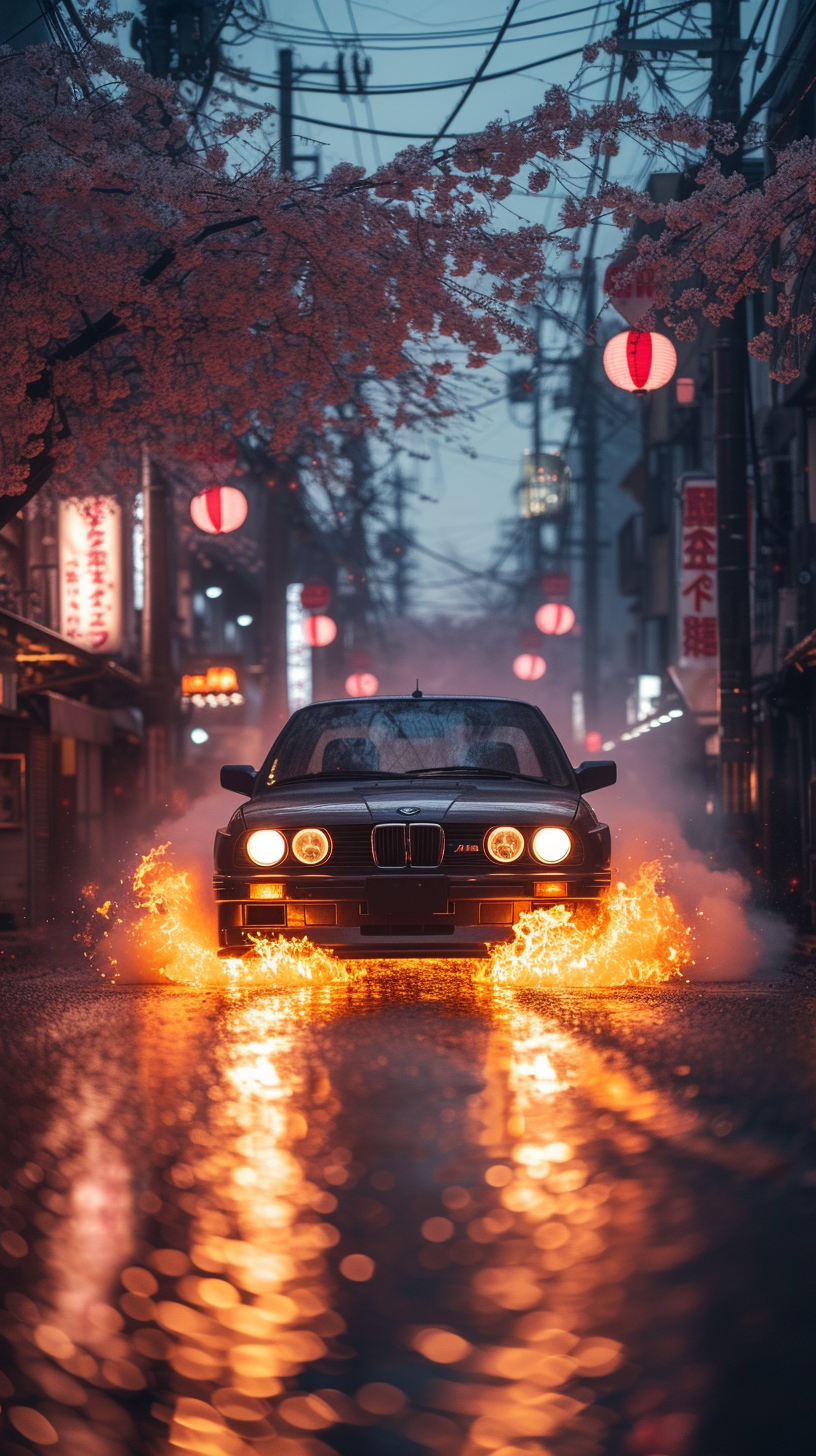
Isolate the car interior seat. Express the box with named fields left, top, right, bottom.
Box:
left=464, top=740, right=521, bottom=774
left=322, top=737, right=380, bottom=773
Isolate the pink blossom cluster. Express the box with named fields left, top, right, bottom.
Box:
left=0, top=23, right=676, bottom=500
left=4, top=16, right=807, bottom=502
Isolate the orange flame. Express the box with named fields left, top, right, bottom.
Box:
left=115, top=845, right=349, bottom=988
left=483, top=861, right=691, bottom=987
left=105, top=845, right=688, bottom=990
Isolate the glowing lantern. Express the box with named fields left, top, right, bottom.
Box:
left=190, top=486, right=248, bottom=534
left=513, top=653, right=546, bottom=681
left=302, top=614, right=337, bottom=647
left=345, top=672, right=378, bottom=697
left=535, top=602, right=576, bottom=636
left=602, top=331, right=676, bottom=394
left=301, top=582, right=331, bottom=610
left=585, top=731, right=603, bottom=753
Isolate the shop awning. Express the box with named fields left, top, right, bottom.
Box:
left=784, top=628, right=816, bottom=673
left=0, top=608, right=140, bottom=706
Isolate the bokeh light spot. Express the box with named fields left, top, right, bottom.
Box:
left=412, top=1327, right=472, bottom=1363
left=339, top=1254, right=375, bottom=1282
left=355, top=1382, right=407, bottom=1415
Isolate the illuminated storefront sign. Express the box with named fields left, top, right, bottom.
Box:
left=58, top=497, right=122, bottom=653
left=286, top=583, right=312, bottom=713
left=181, top=665, right=243, bottom=707
left=671, top=477, right=718, bottom=717
left=679, top=480, right=718, bottom=665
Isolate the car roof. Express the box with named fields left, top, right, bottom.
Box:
left=296, top=695, right=543, bottom=708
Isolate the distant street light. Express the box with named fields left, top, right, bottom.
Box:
left=205, top=585, right=222, bottom=599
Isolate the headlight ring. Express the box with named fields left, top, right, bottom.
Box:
left=292, top=828, right=331, bottom=865
left=245, top=828, right=288, bottom=866
left=485, top=826, right=525, bottom=863
left=531, top=826, right=572, bottom=864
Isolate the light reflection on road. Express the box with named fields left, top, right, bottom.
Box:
left=0, top=967, right=787, bottom=1455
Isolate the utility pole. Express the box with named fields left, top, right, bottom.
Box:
left=278, top=49, right=323, bottom=177
left=279, top=47, right=294, bottom=175
left=393, top=467, right=409, bottom=617
left=529, top=306, right=544, bottom=597
left=140, top=449, right=177, bottom=808
left=262, top=465, right=292, bottom=734
left=580, top=259, right=600, bottom=739
left=616, top=4, right=753, bottom=840
left=710, top=0, right=753, bottom=842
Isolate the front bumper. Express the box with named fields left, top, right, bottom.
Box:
left=213, top=870, right=611, bottom=958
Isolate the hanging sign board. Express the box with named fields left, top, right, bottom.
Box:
left=59, top=497, right=122, bottom=653
left=603, top=244, right=656, bottom=326
left=671, top=477, right=718, bottom=716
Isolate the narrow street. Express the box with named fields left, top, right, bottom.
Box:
left=0, top=961, right=814, bottom=1456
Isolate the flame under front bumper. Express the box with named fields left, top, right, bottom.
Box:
left=213, top=871, right=611, bottom=958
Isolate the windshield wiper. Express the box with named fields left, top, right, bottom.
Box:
left=269, top=770, right=408, bottom=785
left=411, top=767, right=544, bottom=781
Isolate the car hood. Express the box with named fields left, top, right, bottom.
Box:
left=242, top=778, right=579, bottom=827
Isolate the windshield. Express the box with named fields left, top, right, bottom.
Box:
left=259, top=699, right=574, bottom=788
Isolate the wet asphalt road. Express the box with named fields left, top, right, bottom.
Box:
left=0, top=962, right=815, bottom=1456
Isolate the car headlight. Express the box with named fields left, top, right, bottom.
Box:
left=292, top=828, right=331, bottom=865
left=246, top=829, right=287, bottom=866
left=485, top=826, right=525, bottom=863
left=531, top=826, right=571, bottom=864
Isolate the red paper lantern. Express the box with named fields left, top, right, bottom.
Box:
left=345, top=672, right=378, bottom=697
left=190, top=486, right=248, bottom=534
left=585, top=731, right=603, bottom=753
left=602, top=330, right=676, bottom=393
left=513, top=653, right=546, bottom=681
left=535, top=602, right=576, bottom=636
left=301, top=582, right=331, bottom=611
left=302, top=615, right=337, bottom=647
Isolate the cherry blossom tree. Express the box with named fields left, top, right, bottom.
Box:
left=0, top=19, right=643, bottom=522
left=7, top=9, right=806, bottom=531
left=604, top=140, right=816, bottom=385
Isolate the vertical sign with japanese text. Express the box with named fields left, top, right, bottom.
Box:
left=286, top=583, right=312, bottom=713
left=59, top=497, right=122, bottom=653
left=679, top=479, right=717, bottom=668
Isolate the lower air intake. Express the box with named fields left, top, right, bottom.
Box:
left=409, top=823, right=444, bottom=867
left=372, top=824, right=406, bottom=867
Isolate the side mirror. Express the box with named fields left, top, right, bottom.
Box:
left=220, top=764, right=256, bottom=796
left=575, top=760, right=617, bottom=794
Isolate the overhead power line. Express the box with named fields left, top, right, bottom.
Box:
left=263, top=0, right=697, bottom=49
left=431, top=0, right=523, bottom=144
left=227, top=43, right=589, bottom=97
left=236, top=0, right=700, bottom=99
left=287, top=111, right=460, bottom=140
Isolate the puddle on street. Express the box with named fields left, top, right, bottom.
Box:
left=0, top=966, right=797, bottom=1455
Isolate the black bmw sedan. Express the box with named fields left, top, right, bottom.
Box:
left=214, top=694, right=615, bottom=958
